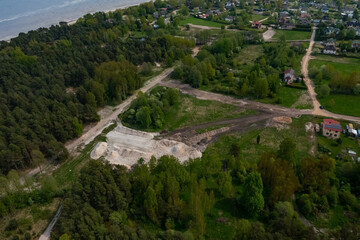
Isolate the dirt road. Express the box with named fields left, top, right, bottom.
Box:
left=160, top=80, right=312, bottom=117
left=301, top=29, right=360, bottom=123
left=39, top=205, right=63, bottom=240
left=65, top=67, right=175, bottom=153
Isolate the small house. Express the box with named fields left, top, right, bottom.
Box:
left=252, top=21, right=262, bottom=29
left=325, top=27, right=340, bottom=35
left=322, top=119, right=342, bottom=139
left=348, top=150, right=357, bottom=158
left=225, top=15, right=235, bottom=22
left=321, top=6, right=329, bottom=13
left=283, top=69, right=296, bottom=84
left=323, top=45, right=337, bottom=54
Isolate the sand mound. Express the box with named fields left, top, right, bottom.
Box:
left=273, top=116, right=292, bottom=124
left=91, top=142, right=108, bottom=159
left=97, top=125, right=202, bottom=167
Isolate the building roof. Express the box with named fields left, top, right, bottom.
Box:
left=323, top=119, right=342, bottom=132
left=324, top=45, right=337, bottom=51
left=284, top=68, right=295, bottom=75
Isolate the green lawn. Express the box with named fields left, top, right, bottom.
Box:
left=309, top=56, right=360, bottom=76
left=257, top=86, right=311, bottom=109
left=318, top=94, right=360, bottom=117
left=273, top=30, right=312, bottom=40
left=179, top=16, right=225, bottom=28
left=251, top=14, right=267, bottom=21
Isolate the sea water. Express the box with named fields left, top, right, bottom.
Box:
left=0, top=0, right=149, bottom=40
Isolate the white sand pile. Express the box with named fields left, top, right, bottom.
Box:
left=91, top=142, right=108, bottom=159
left=93, top=125, right=202, bottom=167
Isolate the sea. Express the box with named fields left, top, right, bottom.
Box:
left=0, top=0, right=150, bottom=41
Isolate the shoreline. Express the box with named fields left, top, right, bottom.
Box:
left=0, top=1, right=149, bottom=42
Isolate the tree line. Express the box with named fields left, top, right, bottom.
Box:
left=54, top=137, right=360, bottom=239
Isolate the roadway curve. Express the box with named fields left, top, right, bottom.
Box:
left=301, top=28, right=360, bottom=123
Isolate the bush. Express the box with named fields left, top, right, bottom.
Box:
left=6, top=219, right=18, bottom=231
left=339, top=191, right=357, bottom=208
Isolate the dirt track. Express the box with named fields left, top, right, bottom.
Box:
left=301, top=28, right=360, bottom=123
left=162, top=111, right=277, bottom=152
left=160, top=80, right=312, bottom=117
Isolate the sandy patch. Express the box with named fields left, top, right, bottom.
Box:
left=267, top=116, right=292, bottom=130
left=291, top=91, right=313, bottom=109
left=91, top=125, right=202, bottom=168
left=91, top=142, right=108, bottom=159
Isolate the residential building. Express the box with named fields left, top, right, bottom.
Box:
left=322, top=119, right=342, bottom=139
left=352, top=40, right=360, bottom=48
left=283, top=68, right=296, bottom=84
left=252, top=21, right=262, bottom=29
left=323, top=45, right=337, bottom=54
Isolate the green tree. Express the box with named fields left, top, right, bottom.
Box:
left=319, top=84, right=330, bottom=98
left=277, top=138, right=296, bottom=166
left=144, top=186, right=158, bottom=222
left=241, top=172, right=264, bottom=216
left=72, top=117, right=83, bottom=137
left=136, top=106, right=152, bottom=128
left=253, top=78, right=268, bottom=98
left=31, top=150, right=46, bottom=174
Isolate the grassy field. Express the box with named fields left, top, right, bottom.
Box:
left=236, top=44, right=264, bottom=65
left=179, top=16, right=225, bottom=28
left=318, top=94, right=360, bottom=117
left=163, top=94, right=255, bottom=131
left=273, top=30, right=312, bottom=40
left=309, top=55, right=360, bottom=76
left=257, top=86, right=311, bottom=109
left=203, top=115, right=316, bottom=165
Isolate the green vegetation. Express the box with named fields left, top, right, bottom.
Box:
left=53, top=123, right=117, bottom=185
left=0, top=1, right=196, bottom=174
left=172, top=35, right=306, bottom=108
left=318, top=94, right=360, bottom=117
left=309, top=56, right=360, bottom=116
left=121, top=87, right=254, bottom=131
left=257, top=86, right=310, bottom=109
left=273, top=30, right=312, bottom=40
left=251, top=14, right=267, bottom=21
left=309, top=56, right=360, bottom=76
left=235, top=44, right=264, bottom=65
left=179, top=16, right=225, bottom=28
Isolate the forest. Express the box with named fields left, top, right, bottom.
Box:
left=54, top=138, right=360, bottom=239
left=0, top=2, right=194, bottom=174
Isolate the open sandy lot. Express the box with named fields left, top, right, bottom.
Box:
left=91, top=124, right=202, bottom=168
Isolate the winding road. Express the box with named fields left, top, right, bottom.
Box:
left=301, top=28, right=360, bottom=123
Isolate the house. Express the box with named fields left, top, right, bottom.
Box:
left=252, top=21, right=262, bottom=29
left=153, top=12, right=159, bottom=19
left=325, top=27, right=340, bottom=35
left=313, top=19, right=321, bottom=25
left=225, top=15, right=235, bottom=22
left=323, top=45, right=337, bottom=54
left=283, top=69, right=296, bottom=84
left=321, top=6, right=329, bottom=13
left=324, top=38, right=336, bottom=46
left=225, top=2, right=233, bottom=10
left=322, top=119, right=342, bottom=139
left=160, top=8, right=167, bottom=17
left=354, top=27, right=360, bottom=36
left=352, top=40, right=360, bottom=48
left=343, top=6, right=354, bottom=15
left=348, top=150, right=357, bottom=158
